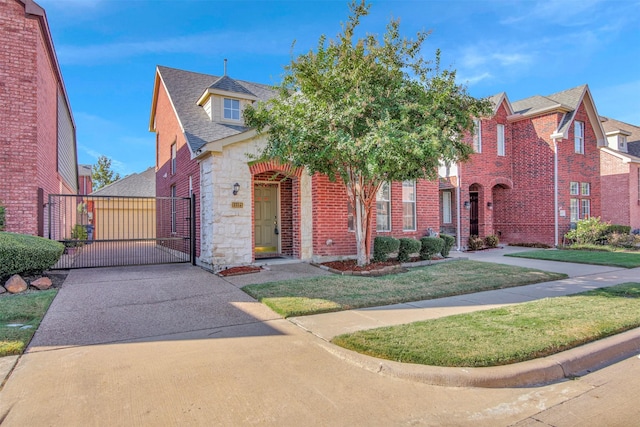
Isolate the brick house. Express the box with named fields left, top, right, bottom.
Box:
left=599, top=117, right=640, bottom=231
left=149, top=65, right=440, bottom=269
left=0, top=0, right=78, bottom=236
left=439, top=85, right=605, bottom=248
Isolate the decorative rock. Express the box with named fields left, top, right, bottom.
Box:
left=31, top=277, right=52, bottom=290
left=5, top=275, right=28, bottom=294
left=0, top=286, right=6, bottom=294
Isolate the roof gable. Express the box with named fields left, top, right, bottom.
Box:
left=91, top=167, right=155, bottom=197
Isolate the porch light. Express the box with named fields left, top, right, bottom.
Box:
left=487, top=202, right=493, bottom=210
left=233, top=183, right=240, bottom=196
left=463, top=201, right=470, bottom=210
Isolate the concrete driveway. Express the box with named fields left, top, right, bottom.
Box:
left=1, top=262, right=639, bottom=426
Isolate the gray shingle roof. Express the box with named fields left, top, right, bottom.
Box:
left=601, top=116, right=640, bottom=159
left=91, top=167, right=155, bottom=197
left=157, top=66, right=276, bottom=153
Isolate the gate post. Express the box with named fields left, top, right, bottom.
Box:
left=190, top=193, right=196, bottom=265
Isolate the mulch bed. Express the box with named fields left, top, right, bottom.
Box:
left=318, top=257, right=440, bottom=276
left=1, top=270, right=69, bottom=298
left=218, top=266, right=262, bottom=277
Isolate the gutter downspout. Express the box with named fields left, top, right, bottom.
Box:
left=456, top=163, right=462, bottom=251
left=553, top=138, right=559, bottom=247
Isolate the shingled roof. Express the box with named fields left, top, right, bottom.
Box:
left=153, top=66, right=275, bottom=154
left=91, top=167, right=155, bottom=197
left=601, top=116, right=640, bottom=160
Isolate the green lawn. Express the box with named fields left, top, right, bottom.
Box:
left=506, top=249, right=640, bottom=268
left=243, top=260, right=567, bottom=317
left=332, top=282, right=640, bottom=367
left=0, top=290, right=57, bottom=357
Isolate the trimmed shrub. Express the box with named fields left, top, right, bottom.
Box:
left=0, top=232, right=64, bottom=280
left=397, top=238, right=421, bottom=262
left=468, top=235, right=484, bottom=251
left=0, top=203, right=5, bottom=231
left=439, top=233, right=455, bottom=257
left=564, top=217, right=609, bottom=245
left=372, top=236, right=400, bottom=262
left=484, top=234, right=499, bottom=248
left=420, top=237, right=444, bottom=261
left=509, top=242, right=552, bottom=249
left=604, top=224, right=631, bottom=236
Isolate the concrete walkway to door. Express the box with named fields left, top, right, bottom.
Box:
left=1, top=258, right=640, bottom=426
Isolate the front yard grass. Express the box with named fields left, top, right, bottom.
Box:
left=0, top=290, right=57, bottom=357
left=332, top=282, right=640, bottom=367
left=506, top=249, right=640, bottom=268
left=243, top=260, right=566, bottom=317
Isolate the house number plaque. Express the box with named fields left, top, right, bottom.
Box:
left=231, top=202, right=244, bottom=209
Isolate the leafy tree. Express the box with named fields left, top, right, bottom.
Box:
left=91, top=155, right=121, bottom=190
left=244, top=0, right=490, bottom=265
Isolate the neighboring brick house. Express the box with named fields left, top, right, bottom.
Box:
left=0, top=0, right=78, bottom=236
left=78, top=164, right=93, bottom=196
left=599, top=117, right=640, bottom=231
left=440, top=85, right=605, bottom=248
left=149, top=65, right=440, bottom=269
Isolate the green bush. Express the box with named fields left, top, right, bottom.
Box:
left=604, top=224, right=631, bottom=236
left=420, top=237, right=444, bottom=261
left=484, top=234, right=499, bottom=248
left=0, top=232, right=64, bottom=280
left=468, top=235, right=484, bottom=251
left=397, top=238, right=421, bottom=262
left=510, top=242, right=552, bottom=249
left=439, top=233, right=455, bottom=257
left=565, top=217, right=609, bottom=245
left=372, top=236, right=400, bottom=262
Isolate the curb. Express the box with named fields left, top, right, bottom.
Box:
left=316, top=327, right=640, bottom=388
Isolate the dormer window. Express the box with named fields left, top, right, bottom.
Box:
left=619, top=135, right=627, bottom=149
left=223, top=98, right=240, bottom=120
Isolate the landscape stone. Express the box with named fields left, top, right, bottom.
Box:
left=5, top=275, right=28, bottom=294
left=0, top=286, right=6, bottom=294
left=31, top=277, right=53, bottom=290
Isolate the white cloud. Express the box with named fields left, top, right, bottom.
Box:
left=456, top=72, right=493, bottom=86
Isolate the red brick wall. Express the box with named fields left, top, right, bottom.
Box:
left=0, top=0, right=71, bottom=235
left=153, top=79, right=200, bottom=256
left=631, top=165, right=640, bottom=230
left=600, top=150, right=630, bottom=226
left=311, top=174, right=440, bottom=258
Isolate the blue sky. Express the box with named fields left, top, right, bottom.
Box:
left=38, top=0, right=640, bottom=176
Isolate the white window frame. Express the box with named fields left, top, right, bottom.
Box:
left=402, top=180, right=416, bottom=231
left=581, top=182, right=590, bottom=196
left=376, top=182, right=391, bottom=232
left=472, top=119, right=482, bottom=153
left=570, top=198, right=579, bottom=222
left=170, top=185, right=177, bottom=234
left=497, top=124, right=505, bottom=156
left=574, top=121, right=584, bottom=154
left=223, top=98, right=240, bottom=121
left=442, top=191, right=452, bottom=224
left=170, top=143, right=177, bottom=175
left=581, top=199, right=591, bottom=219
left=570, top=182, right=579, bottom=195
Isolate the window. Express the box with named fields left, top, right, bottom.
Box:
left=442, top=191, right=452, bottom=224
left=570, top=198, right=579, bottom=222
left=170, top=185, right=177, bottom=233
left=581, top=182, right=590, bottom=196
left=497, top=124, right=505, bottom=156
left=223, top=98, right=240, bottom=120
left=472, top=119, right=482, bottom=153
left=619, top=135, right=627, bottom=149
left=376, top=182, right=391, bottom=232
left=402, top=181, right=416, bottom=231
left=574, top=121, right=584, bottom=154
left=347, top=201, right=354, bottom=232
left=581, top=199, right=591, bottom=219
left=570, top=182, right=579, bottom=195
left=170, top=143, right=176, bottom=174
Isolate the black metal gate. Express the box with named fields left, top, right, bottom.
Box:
left=48, top=194, right=195, bottom=269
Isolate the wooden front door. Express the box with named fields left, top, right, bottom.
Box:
left=470, top=192, right=479, bottom=236
left=254, top=184, right=279, bottom=253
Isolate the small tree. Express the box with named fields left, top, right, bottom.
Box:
left=92, top=155, right=121, bottom=190
left=244, top=1, right=490, bottom=266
